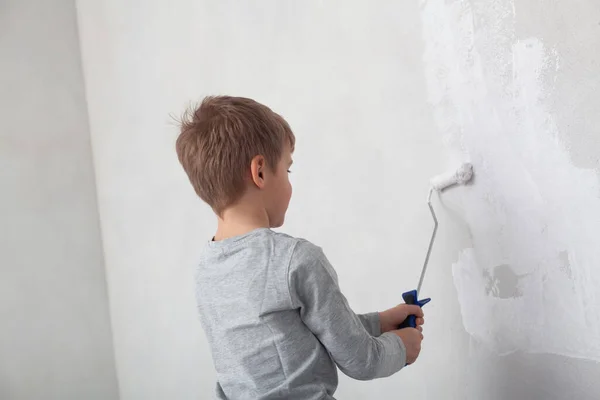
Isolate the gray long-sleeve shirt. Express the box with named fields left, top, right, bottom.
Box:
left=195, top=228, right=406, bottom=399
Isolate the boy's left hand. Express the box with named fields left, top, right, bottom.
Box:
left=379, top=304, right=425, bottom=334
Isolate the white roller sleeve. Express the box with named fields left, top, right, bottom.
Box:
left=430, top=163, right=474, bottom=191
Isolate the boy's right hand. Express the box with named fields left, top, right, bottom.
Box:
left=393, top=328, right=423, bottom=365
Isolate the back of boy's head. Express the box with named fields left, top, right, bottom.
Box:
left=176, top=96, right=295, bottom=214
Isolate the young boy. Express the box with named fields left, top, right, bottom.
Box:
left=176, top=96, right=425, bottom=399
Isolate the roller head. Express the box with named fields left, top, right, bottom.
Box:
left=430, top=162, right=474, bottom=191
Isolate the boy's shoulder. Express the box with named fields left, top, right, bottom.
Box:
left=198, top=228, right=326, bottom=270
left=266, top=231, right=331, bottom=278
left=266, top=230, right=323, bottom=258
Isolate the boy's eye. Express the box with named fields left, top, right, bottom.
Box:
left=287, top=170, right=292, bottom=174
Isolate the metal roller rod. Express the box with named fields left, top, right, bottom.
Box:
left=417, top=188, right=439, bottom=294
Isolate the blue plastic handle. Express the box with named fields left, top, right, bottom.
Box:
left=398, top=289, right=431, bottom=329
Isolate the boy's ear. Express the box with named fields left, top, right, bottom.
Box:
left=250, top=155, right=266, bottom=188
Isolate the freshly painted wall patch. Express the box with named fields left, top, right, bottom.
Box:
left=421, top=0, right=600, bottom=361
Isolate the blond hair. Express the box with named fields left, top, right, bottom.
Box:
left=176, top=96, right=295, bottom=214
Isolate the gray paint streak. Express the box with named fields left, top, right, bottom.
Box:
left=0, top=0, right=119, bottom=398
left=485, top=264, right=523, bottom=299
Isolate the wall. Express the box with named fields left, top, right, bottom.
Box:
left=76, top=0, right=600, bottom=399
left=423, top=0, right=600, bottom=364
left=0, top=0, right=119, bottom=399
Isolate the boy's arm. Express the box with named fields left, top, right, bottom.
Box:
left=357, top=313, right=381, bottom=337
left=288, top=241, right=406, bottom=381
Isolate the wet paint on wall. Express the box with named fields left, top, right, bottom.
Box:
left=420, top=0, right=600, bottom=361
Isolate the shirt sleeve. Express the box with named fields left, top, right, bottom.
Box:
left=287, top=240, right=406, bottom=381
left=358, top=312, right=382, bottom=337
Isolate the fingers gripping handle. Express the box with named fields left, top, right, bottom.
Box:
left=398, top=289, right=431, bottom=329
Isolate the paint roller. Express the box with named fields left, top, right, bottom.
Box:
left=398, top=162, right=474, bottom=329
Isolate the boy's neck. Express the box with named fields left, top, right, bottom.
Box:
left=214, top=202, right=270, bottom=241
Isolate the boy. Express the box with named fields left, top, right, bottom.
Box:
left=176, top=96, right=425, bottom=399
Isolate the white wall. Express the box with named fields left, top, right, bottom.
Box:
left=0, top=0, right=119, bottom=399
left=76, top=0, right=600, bottom=399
